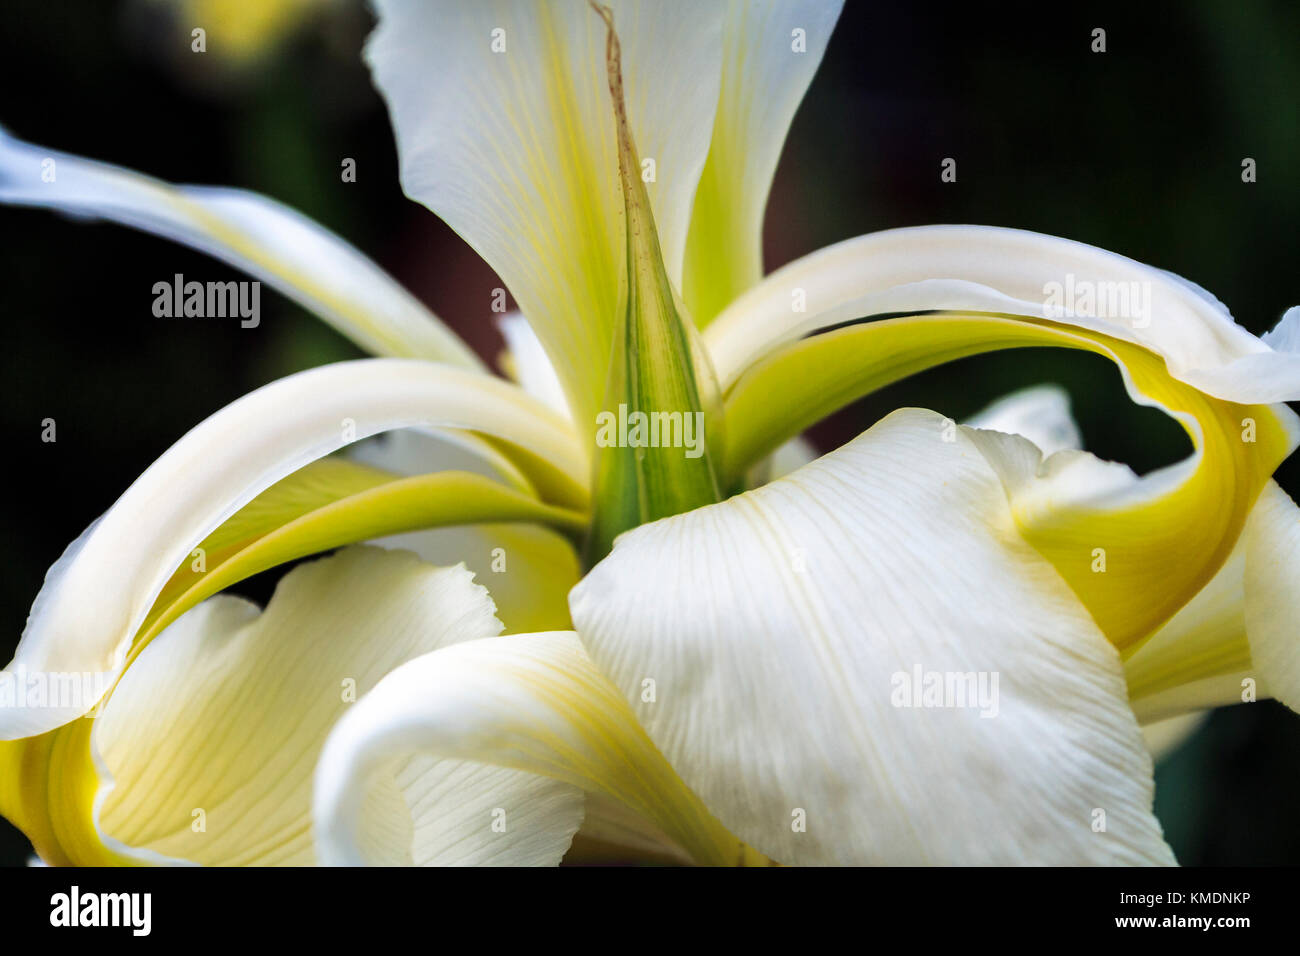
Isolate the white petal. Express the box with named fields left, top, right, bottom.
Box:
left=571, top=408, right=1174, bottom=865
left=0, top=128, right=479, bottom=367
left=314, top=631, right=744, bottom=866
left=365, top=0, right=724, bottom=419
left=743, top=435, right=819, bottom=489
left=1141, top=713, right=1208, bottom=763
left=1130, top=673, right=1252, bottom=723
left=682, top=0, right=844, bottom=324
left=712, top=239, right=1298, bottom=655
left=767, top=435, right=819, bottom=479
left=1261, top=305, right=1300, bottom=353
left=1, top=359, right=583, bottom=739
left=498, top=313, right=571, bottom=420
left=963, top=389, right=1286, bottom=723
left=1243, top=481, right=1300, bottom=712
left=313, top=634, right=586, bottom=866
left=704, top=225, right=1300, bottom=402
left=388, top=758, right=582, bottom=866
left=93, top=547, right=504, bottom=865
left=963, top=384, right=1082, bottom=457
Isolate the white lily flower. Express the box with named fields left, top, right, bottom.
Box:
left=2, top=0, right=1298, bottom=867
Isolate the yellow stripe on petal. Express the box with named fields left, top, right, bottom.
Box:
left=703, top=225, right=1300, bottom=401
left=129, top=462, right=586, bottom=670
left=1, top=377, right=588, bottom=859
left=0, top=463, right=588, bottom=864
left=0, top=721, right=132, bottom=867
left=365, top=0, right=726, bottom=424
left=2, top=359, right=585, bottom=741
left=682, top=0, right=844, bottom=327
left=345, top=428, right=584, bottom=633
left=722, top=313, right=1297, bottom=651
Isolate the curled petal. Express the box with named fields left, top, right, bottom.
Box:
left=705, top=225, right=1300, bottom=403
left=964, top=384, right=1083, bottom=457
left=2, top=359, right=584, bottom=739
left=4, top=548, right=506, bottom=865
left=0, top=129, right=479, bottom=366
left=572, top=409, right=1175, bottom=865
left=314, top=632, right=752, bottom=866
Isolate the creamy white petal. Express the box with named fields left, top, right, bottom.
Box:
left=314, top=631, right=746, bottom=867
left=743, top=435, right=819, bottom=489
left=350, top=427, right=505, bottom=478
left=964, top=384, right=1083, bottom=457
left=389, top=757, right=582, bottom=866
left=1141, top=713, right=1208, bottom=763
left=1125, top=534, right=1252, bottom=721
left=1243, top=481, right=1300, bottom=712
left=571, top=408, right=1174, bottom=865
left=1261, top=306, right=1300, bottom=353
left=1130, top=674, right=1253, bottom=724
left=93, top=547, right=504, bottom=865
left=682, top=0, right=844, bottom=325
left=1, top=359, right=583, bottom=739
left=567, top=791, right=693, bottom=864
left=1125, top=479, right=1300, bottom=722
left=0, top=128, right=479, bottom=367
left=767, top=435, right=819, bottom=479
left=313, top=635, right=588, bottom=866
left=704, top=225, right=1300, bottom=403
left=498, top=312, right=571, bottom=420
left=350, top=425, right=539, bottom=497
left=365, top=0, right=724, bottom=420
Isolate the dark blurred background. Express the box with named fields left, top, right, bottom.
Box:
left=1, top=0, right=1296, bottom=865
